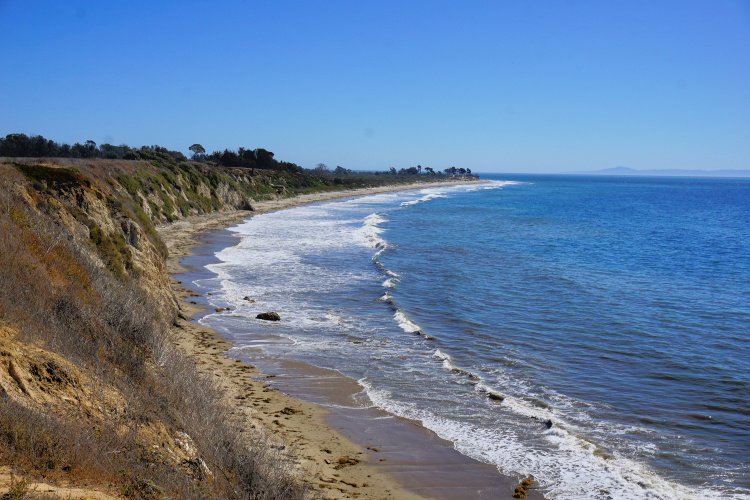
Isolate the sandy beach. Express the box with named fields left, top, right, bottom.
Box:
left=158, top=180, right=542, bottom=499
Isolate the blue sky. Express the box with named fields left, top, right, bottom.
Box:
left=1, top=1, right=748, bottom=172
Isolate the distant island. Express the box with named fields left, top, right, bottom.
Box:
left=580, top=166, right=750, bottom=178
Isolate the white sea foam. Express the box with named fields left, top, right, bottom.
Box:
left=324, top=312, right=345, bottom=325
left=382, top=277, right=397, bottom=289
left=400, top=192, right=449, bottom=207
left=393, top=310, right=420, bottom=334
left=433, top=349, right=454, bottom=370
left=398, top=180, right=524, bottom=205
left=432, top=349, right=479, bottom=380
left=433, top=348, right=451, bottom=361
left=357, top=378, right=731, bottom=500
left=353, top=213, right=388, bottom=250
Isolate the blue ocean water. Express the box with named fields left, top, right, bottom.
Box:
left=201, top=175, right=750, bottom=499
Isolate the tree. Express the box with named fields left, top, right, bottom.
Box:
left=313, top=163, right=329, bottom=174
left=100, top=143, right=133, bottom=159
left=238, top=147, right=256, bottom=164
left=424, top=166, right=434, bottom=174
left=219, top=149, right=239, bottom=166
left=189, top=143, right=206, bottom=160
left=84, top=140, right=98, bottom=158
left=254, top=148, right=275, bottom=167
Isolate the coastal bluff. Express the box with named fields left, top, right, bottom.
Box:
left=0, top=155, right=476, bottom=498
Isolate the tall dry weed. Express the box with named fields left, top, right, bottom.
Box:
left=0, top=174, right=306, bottom=498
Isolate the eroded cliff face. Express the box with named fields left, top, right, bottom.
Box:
left=3, top=159, right=319, bottom=315
left=0, top=159, right=307, bottom=498
left=3, top=162, right=173, bottom=316
left=108, top=159, right=321, bottom=224
left=0, top=325, right=125, bottom=418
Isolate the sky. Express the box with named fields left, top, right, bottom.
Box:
left=1, top=0, right=749, bottom=172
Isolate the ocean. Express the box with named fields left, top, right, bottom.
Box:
left=197, top=174, right=750, bottom=499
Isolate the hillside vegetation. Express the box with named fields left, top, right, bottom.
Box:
left=0, top=154, right=460, bottom=498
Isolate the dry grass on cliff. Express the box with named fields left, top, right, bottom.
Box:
left=0, top=168, right=305, bottom=499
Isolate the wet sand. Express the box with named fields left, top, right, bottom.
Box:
left=159, top=182, right=545, bottom=499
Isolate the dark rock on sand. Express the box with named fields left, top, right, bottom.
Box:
left=334, top=456, right=360, bottom=470
left=256, top=312, right=281, bottom=321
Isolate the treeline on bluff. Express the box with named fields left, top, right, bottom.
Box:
left=0, top=133, right=478, bottom=178
left=0, top=133, right=300, bottom=173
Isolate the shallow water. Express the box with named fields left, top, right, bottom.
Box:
left=198, top=175, right=750, bottom=499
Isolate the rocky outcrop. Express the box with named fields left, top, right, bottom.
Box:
left=256, top=312, right=281, bottom=321
left=512, top=475, right=536, bottom=499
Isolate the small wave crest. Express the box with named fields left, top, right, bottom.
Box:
left=354, top=213, right=389, bottom=251
left=465, top=180, right=526, bottom=192
left=379, top=292, right=392, bottom=302
left=382, top=277, right=398, bottom=289
left=433, top=349, right=480, bottom=381
left=433, top=348, right=556, bottom=419
left=393, top=310, right=433, bottom=340
left=475, top=382, right=505, bottom=401
left=394, top=310, right=420, bottom=333
left=400, top=192, right=449, bottom=207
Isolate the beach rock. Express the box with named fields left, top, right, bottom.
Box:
left=545, top=419, right=553, bottom=429
left=487, top=392, right=504, bottom=402
left=243, top=296, right=256, bottom=303
left=512, top=475, right=535, bottom=498
left=256, top=312, right=280, bottom=321
left=334, top=456, right=360, bottom=469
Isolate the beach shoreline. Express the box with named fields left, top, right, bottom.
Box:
left=158, top=180, right=543, bottom=499
left=159, top=179, right=486, bottom=275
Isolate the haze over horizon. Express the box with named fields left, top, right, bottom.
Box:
left=1, top=0, right=748, bottom=173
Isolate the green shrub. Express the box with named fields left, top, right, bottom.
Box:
left=117, top=175, right=142, bottom=196
left=15, top=164, right=89, bottom=187
left=87, top=221, right=130, bottom=278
